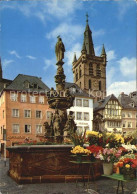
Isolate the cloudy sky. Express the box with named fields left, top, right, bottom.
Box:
left=0, top=0, right=136, bottom=97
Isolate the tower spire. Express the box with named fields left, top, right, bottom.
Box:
left=81, top=40, right=87, bottom=54
left=0, top=57, right=2, bottom=81
left=73, top=52, right=77, bottom=63
left=101, top=44, right=106, bottom=57
left=83, top=13, right=95, bottom=56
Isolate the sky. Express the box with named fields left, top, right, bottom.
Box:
left=0, top=0, right=136, bottom=97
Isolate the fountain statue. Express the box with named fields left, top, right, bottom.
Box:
left=44, top=36, right=77, bottom=142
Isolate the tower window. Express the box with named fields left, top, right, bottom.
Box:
left=99, top=81, right=101, bottom=90
left=96, top=64, right=101, bottom=77
left=89, top=80, right=91, bottom=89
left=79, top=68, right=82, bottom=78
left=89, top=63, right=93, bottom=75
left=76, top=69, right=78, bottom=82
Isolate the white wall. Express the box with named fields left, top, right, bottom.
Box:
left=67, top=97, right=93, bottom=133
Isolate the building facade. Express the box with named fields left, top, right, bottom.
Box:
left=93, top=94, right=122, bottom=132
left=66, top=82, right=94, bottom=133
left=0, top=74, right=54, bottom=156
left=0, top=58, right=12, bottom=94
left=118, top=92, right=137, bottom=133
left=72, top=16, right=107, bottom=102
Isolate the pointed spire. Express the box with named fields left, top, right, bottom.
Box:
left=101, top=44, right=106, bottom=57
left=73, top=52, right=77, bottom=63
left=81, top=40, right=87, bottom=53
left=83, top=13, right=95, bottom=56
left=0, top=57, right=2, bottom=81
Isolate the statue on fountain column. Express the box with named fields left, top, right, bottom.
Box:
left=53, top=110, right=61, bottom=136
left=64, top=111, right=77, bottom=136
left=55, top=35, right=65, bottom=62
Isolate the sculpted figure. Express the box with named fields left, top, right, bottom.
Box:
left=55, top=36, right=65, bottom=62
left=53, top=110, right=61, bottom=136
left=65, top=89, right=71, bottom=97
left=44, top=122, right=51, bottom=137
left=64, top=111, right=77, bottom=136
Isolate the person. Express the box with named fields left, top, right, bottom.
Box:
left=55, top=36, right=65, bottom=62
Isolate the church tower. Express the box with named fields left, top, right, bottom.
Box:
left=0, top=57, right=3, bottom=81
left=72, top=15, right=107, bottom=102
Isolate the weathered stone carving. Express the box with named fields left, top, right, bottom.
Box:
left=64, top=111, right=77, bottom=136
left=44, top=37, right=76, bottom=142
left=55, top=36, right=65, bottom=62
left=44, top=122, right=52, bottom=137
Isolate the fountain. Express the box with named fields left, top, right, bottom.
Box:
left=44, top=36, right=76, bottom=142
left=7, top=37, right=102, bottom=184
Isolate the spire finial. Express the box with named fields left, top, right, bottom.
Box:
left=73, top=52, right=77, bottom=63
left=101, top=44, right=106, bottom=57
left=86, top=13, right=89, bottom=24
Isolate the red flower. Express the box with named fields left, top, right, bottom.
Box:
left=87, top=145, right=103, bottom=154
left=117, top=162, right=123, bottom=167
left=119, top=147, right=128, bottom=153
left=106, top=138, right=110, bottom=144
left=131, top=164, right=136, bottom=168
left=123, top=158, right=132, bottom=164
left=132, top=159, right=137, bottom=166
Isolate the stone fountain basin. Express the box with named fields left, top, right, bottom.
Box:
left=7, top=145, right=102, bottom=184
left=48, top=96, right=74, bottom=109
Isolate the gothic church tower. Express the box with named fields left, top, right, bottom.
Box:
left=72, top=15, right=107, bottom=102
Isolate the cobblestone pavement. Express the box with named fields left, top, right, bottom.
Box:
left=0, top=158, right=137, bottom=194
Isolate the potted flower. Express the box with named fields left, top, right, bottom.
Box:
left=71, top=145, right=91, bottom=162
left=86, top=145, right=103, bottom=161
left=86, top=131, right=124, bottom=148
left=117, top=158, right=137, bottom=180
left=86, top=131, right=103, bottom=146
left=95, top=148, right=122, bottom=175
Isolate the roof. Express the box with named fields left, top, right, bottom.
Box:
left=5, top=74, right=50, bottom=92
left=118, top=92, right=137, bottom=110
left=94, top=94, right=120, bottom=112
left=0, top=78, right=12, bottom=93
left=65, top=82, right=94, bottom=98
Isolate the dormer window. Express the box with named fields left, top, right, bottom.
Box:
left=24, top=81, right=30, bottom=88
left=33, top=83, right=38, bottom=89
left=70, top=86, right=76, bottom=93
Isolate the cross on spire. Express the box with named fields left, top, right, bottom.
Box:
left=86, top=13, right=89, bottom=24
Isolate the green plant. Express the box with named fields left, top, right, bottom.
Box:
left=70, top=131, right=88, bottom=146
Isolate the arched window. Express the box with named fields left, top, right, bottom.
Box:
left=76, top=69, right=78, bottom=82
left=99, top=81, right=101, bottom=90
left=89, top=63, right=93, bottom=75
left=89, top=80, right=91, bottom=89
left=96, top=64, right=101, bottom=77
left=79, top=66, right=82, bottom=78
